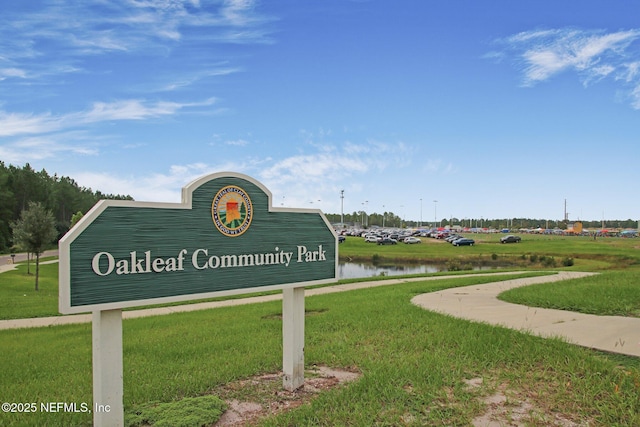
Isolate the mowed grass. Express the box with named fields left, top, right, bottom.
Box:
left=1, top=273, right=639, bottom=426
left=0, top=262, right=61, bottom=320
left=500, top=270, right=640, bottom=317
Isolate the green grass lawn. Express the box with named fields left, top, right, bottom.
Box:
left=2, top=236, right=640, bottom=425
left=0, top=262, right=61, bottom=320
left=500, top=269, right=640, bottom=317
left=1, top=272, right=639, bottom=426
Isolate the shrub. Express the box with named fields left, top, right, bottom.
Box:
left=562, top=257, right=575, bottom=267
left=126, top=395, right=227, bottom=427
left=447, top=260, right=461, bottom=271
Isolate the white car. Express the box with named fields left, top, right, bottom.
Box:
left=404, top=236, right=421, bottom=244
left=365, top=235, right=380, bottom=243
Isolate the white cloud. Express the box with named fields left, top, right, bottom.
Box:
left=256, top=141, right=413, bottom=212
left=82, top=99, right=184, bottom=122
left=225, top=139, right=249, bottom=146
left=221, top=0, right=261, bottom=26
left=617, top=61, right=640, bottom=83
left=0, top=132, right=99, bottom=164
left=74, top=165, right=204, bottom=202
left=0, top=0, right=273, bottom=84
left=63, top=141, right=419, bottom=211
left=495, top=28, right=640, bottom=108
left=160, top=67, right=242, bottom=91
left=0, top=97, right=217, bottom=137
left=0, top=111, right=61, bottom=137
left=0, top=68, right=27, bottom=80
left=630, top=85, right=640, bottom=110
left=514, top=29, right=640, bottom=86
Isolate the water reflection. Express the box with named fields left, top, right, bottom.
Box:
left=338, top=261, right=496, bottom=279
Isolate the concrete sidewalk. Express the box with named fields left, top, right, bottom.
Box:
left=411, top=271, right=640, bottom=357
left=0, top=273, right=463, bottom=330
left=2, top=266, right=639, bottom=358
left=0, top=271, right=528, bottom=331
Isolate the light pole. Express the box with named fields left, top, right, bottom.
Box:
left=366, top=200, right=369, bottom=226
left=340, top=190, right=344, bottom=226
left=382, top=205, right=386, bottom=227
left=433, top=200, right=438, bottom=229
left=420, top=198, right=423, bottom=227
left=362, top=200, right=368, bottom=227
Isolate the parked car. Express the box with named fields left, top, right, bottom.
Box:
left=338, top=235, right=346, bottom=243
left=377, top=237, right=397, bottom=245
left=404, top=236, right=421, bottom=244
left=500, top=235, right=521, bottom=244
left=453, top=238, right=475, bottom=246
left=365, top=235, right=379, bottom=243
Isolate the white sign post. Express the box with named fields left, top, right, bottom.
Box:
left=92, top=309, right=124, bottom=426
left=282, top=287, right=305, bottom=391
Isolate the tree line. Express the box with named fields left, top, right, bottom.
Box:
left=0, top=162, right=132, bottom=253
left=325, top=212, right=639, bottom=231
left=2, top=162, right=637, bottom=252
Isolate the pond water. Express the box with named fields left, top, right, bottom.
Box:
left=338, top=261, right=498, bottom=279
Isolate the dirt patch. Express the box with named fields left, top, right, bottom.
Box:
left=213, top=370, right=587, bottom=426
left=213, top=366, right=360, bottom=426
left=465, top=377, right=584, bottom=427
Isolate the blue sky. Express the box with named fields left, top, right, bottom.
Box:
left=1, top=1, right=639, bottom=223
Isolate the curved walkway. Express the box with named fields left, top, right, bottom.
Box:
left=2, top=263, right=639, bottom=357
left=411, top=271, right=640, bottom=357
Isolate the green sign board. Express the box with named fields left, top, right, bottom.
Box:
left=59, top=172, right=338, bottom=314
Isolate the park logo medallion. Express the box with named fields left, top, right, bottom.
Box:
left=211, top=185, right=253, bottom=237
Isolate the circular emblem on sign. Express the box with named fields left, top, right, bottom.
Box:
left=211, top=185, right=253, bottom=237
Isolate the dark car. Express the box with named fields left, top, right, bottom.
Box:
left=453, top=238, right=475, bottom=246
left=338, top=235, right=346, bottom=243
left=500, top=235, right=521, bottom=244
left=377, top=237, right=397, bottom=245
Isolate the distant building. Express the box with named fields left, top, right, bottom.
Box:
left=567, top=221, right=583, bottom=234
